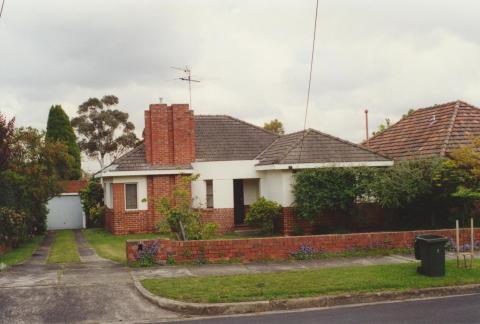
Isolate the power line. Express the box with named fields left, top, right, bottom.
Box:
left=298, top=0, right=320, bottom=163
left=0, top=0, right=6, bottom=18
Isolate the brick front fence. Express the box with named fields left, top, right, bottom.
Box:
left=126, top=228, right=480, bottom=265
left=0, top=243, right=9, bottom=256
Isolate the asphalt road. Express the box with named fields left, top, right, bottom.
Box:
left=171, top=294, right=480, bottom=324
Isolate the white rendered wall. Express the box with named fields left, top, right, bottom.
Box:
left=192, top=160, right=261, bottom=180
left=191, top=160, right=261, bottom=209
left=259, top=170, right=295, bottom=207
left=213, top=179, right=234, bottom=208
left=112, top=176, right=148, bottom=210
left=103, top=179, right=113, bottom=208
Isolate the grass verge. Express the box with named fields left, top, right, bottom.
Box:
left=47, top=230, right=81, bottom=264
left=0, top=236, right=44, bottom=267
left=83, top=228, right=164, bottom=264
left=142, top=260, right=480, bottom=303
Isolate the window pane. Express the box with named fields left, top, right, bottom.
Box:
left=206, top=180, right=213, bottom=208
left=125, top=184, right=138, bottom=210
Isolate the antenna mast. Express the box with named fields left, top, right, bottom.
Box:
left=171, top=65, right=200, bottom=108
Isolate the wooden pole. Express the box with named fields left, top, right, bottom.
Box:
left=456, top=219, right=460, bottom=267
left=471, top=217, right=474, bottom=267
left=364, top=110, right=369, bottom=144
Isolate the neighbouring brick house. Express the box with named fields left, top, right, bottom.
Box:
left=365, top=100, right=480, bottom=160
left=97, top=103, right=392, bottom=235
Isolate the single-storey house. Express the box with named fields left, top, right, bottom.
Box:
left=365, top=100, right=480, bottom=160
left=97, top=103, right=392, bottom=235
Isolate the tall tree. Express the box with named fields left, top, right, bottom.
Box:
left=0, top=113, right=15, bottom=171
left=71, top=95, right=138, bottom=170
left=1, top=127, right=71, bottom=233
left=46, top=105, right=82, bottom=179
left=263, top=119, right=285, bottom=135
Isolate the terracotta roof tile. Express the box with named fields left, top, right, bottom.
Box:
left=60, top=180, right=88, bottom=193
left=365, top=100, right=480, bottom=160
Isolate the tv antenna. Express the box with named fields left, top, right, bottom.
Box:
left=171, top=65, right=200, bottom=108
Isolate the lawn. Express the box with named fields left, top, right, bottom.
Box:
left=142, top=260, right=480, bottom=303
left=0, top=235, right=44, bottom=267
left=83, top=228, right=164, bottom=264
left=47, top=230, right=81, bottom=263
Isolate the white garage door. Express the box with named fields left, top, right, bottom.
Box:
left=47, top=194, right=85, bottom=230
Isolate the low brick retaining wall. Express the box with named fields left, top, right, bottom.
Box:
left=0, top=243, right=9, bottom=256
left=126, top=228, right=480, bottom=264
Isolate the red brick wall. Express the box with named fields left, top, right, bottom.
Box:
left=143, top=103, right=195, bottom=166
left=0, top=243, right=9, bottom=256
left=126, top=228, right=480, bottom=264
left=106, top=103, right=201, bottom=235
left=106, top=175, right=231, bottom=236
left=200, top=208, right=235, bottom=234
left=172, top=104, right=196, bottom=165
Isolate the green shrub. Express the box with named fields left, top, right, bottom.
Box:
left=245, top=197, right=282, bottom=235
left=88, top=204, right=106, bottom=228
left=80, top=178, right=104, bottom=227
left=0, top=207, right=28, bottom=248
left=293, top=168, right=360, bottom=221
left=155, top=175, right=218, bottom=241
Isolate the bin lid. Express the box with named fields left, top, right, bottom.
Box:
left=415, top=234, right=448, bottom=243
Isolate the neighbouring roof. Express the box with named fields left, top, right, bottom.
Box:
left=365, top=100, right=480, bottom=160
left=256, top=129, right=391, bottom=166
left=60, top=180, right=88, bottom=193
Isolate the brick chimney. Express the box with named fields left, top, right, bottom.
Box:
left=144, top=104, right=195, bottom=166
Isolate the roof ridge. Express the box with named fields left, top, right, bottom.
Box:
left=254, top=136, right=282, bottom=160
left=283, top=131, right=308, bottom=163
left=440, top=101, right=460, bottom=156
left=308, top=128, right=391, bottom=160
left=256, top=130, right=306, bottom=163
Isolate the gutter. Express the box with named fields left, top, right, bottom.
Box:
left=255, top=161, right=394, bottom=171
left=95, top=169, right=194, bottom=178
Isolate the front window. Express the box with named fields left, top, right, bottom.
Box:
left=205, top=180, right=213, bottom=208
left=125, top=183, right=138, bottom=210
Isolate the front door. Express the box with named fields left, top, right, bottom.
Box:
left=233, top=179, right=245, bottom=225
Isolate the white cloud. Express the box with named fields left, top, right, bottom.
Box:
left=2, top=0, right=480, bottom=172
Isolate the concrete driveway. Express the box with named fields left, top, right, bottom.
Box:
left=0, top=231, right=178, bottom=324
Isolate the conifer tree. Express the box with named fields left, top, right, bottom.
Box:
left=46, top=105, right=82, bottom=179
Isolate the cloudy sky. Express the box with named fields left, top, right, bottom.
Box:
left=1, top=0, right=480, bottom=172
